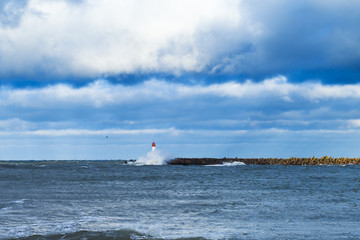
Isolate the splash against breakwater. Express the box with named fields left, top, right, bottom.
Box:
left=135, top=149, right=170, bottom=165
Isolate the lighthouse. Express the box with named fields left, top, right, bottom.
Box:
left=152, top=142, right=156, bottom=151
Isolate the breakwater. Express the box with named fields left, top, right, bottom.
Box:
left=167, top=156, right=360, bottom=165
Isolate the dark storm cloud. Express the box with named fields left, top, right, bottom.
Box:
left=207, top=0, right=360, bottom=82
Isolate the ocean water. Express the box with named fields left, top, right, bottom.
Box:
left=0, top=161, right=359, bottom=240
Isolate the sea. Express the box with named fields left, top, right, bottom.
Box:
left=0, top=159, right=359, bottom=240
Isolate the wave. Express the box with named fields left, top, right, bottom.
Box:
left=7, top=229, right=206, bottom=240
left=7, top=229, right=149, bottom=240
left=206, top=161, right=245, bottom=167
left=12, top=199, right=26, bottom=204
left=0, top=199, right=27, bottom=211
left=135, top=150, right=170, bottom=165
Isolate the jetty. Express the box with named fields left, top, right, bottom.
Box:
left=167, top=156, right=360, bottom=166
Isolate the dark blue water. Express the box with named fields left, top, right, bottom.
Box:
left=0, top=161, right=359, bottom=239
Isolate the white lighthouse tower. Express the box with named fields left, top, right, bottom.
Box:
left=152, top=142, right=156, bottom=151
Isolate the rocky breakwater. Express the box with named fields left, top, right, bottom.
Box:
left=167, top=156, right=360, bottom=165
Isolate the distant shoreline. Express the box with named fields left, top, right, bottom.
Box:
left=167, top=156, right=360, bottom=165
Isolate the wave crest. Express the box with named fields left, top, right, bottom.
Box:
left=10, top=229, right=154, bottom=240
left=206, top=161, right=246, bottom=167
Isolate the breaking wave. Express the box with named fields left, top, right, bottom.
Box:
left=135, top=150, right=170, bottom=165
left=206, top=161, right=246, bottom=166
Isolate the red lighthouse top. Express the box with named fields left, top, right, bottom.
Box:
left=152, top=142, right=156, bottom=147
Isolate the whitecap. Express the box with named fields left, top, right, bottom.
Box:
left=12, top=199, right=26, bottom=204
left=223, top=161, right=245, bottom=166
left=206, top=161, right=245, bottom=166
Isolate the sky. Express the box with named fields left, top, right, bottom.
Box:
left=0, top=0, right=360, bottom=160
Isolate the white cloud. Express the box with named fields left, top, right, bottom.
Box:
left=1, top=125, right=357, bottom=138
left=347, top=119, right=360, bottom=128
left=27, top=127, right=181, bottom=136
left=0, top=127, right=181, bottom=136
left=0, top=0, right=359, bottom=78
left=0, top=0, right=249, bottom=77
left=2, top=76, right=360, bottom=108
left=303, top=83, right=360, bottom=100
left=0, top=118, right=34, bottom=130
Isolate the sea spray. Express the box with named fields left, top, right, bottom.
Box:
left=136, top=149, right=170, bottom=165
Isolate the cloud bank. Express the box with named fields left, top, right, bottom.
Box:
left=1, top=76, right=360, bottom=136
left=0, top=0, right=359, bottom=80
left=2, top=76, right=360, bottom=108
left=1, top=74, right=360, bottom=159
